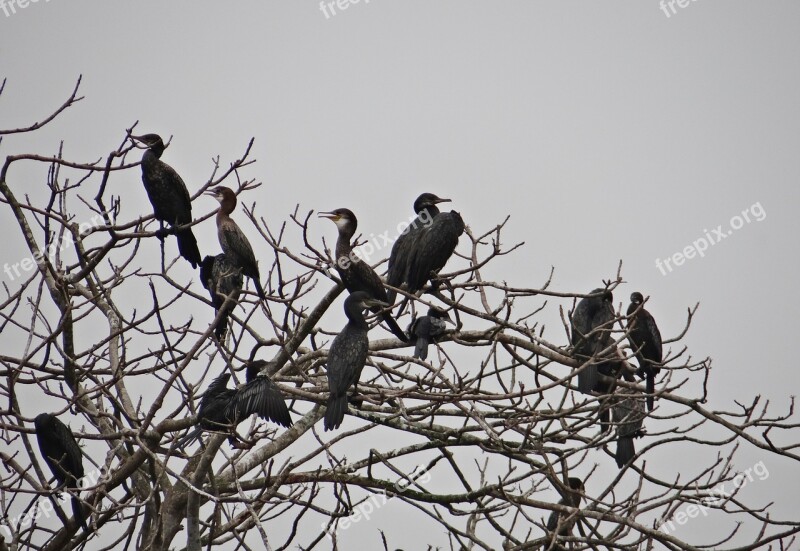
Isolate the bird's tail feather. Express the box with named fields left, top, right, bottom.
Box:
left=71, top=495, right=87, bottom=530
left=577, top=364, right=599, bottom=394
left=176, top=228, right=202, bottom=269
left=324, top=394, right=348, bottom=431
left=253, top=279, right=267, bottom=302
left=616, top=437, right=636, bottom=468
left=176, top=427, right=202, bottom=449
left=381, top=312, right=409, bottom=342
left=414, top=337, right=429, bottom=360
left=646, top=374, right=655, bottom=411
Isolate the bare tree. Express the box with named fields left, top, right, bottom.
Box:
left=1, top=78, right=798, bottom=551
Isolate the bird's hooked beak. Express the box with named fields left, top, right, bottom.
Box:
left=318, top=211, right=339, bottom=221
left=362, top=298, right=390, bottom=310
left=434, top=197, right=452, bottom=204
left=130, top=135, right=149, bottom=149
left=204, top=189, right=221, bottom=199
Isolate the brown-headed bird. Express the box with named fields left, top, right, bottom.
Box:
left=206, top=186, right=266, bottom=301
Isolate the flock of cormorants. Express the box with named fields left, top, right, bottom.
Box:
left=31, top=134, right=665, bottom=540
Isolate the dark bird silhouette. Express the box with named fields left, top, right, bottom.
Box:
left=405, top=209, right=465, bottom=296
left=612, top=386, right=646, bottom=468
left=200, top=254, right=243, bottom=339
left=626, top=292, right=663, bottom=411
left=386, top=193, right=451, bottom=304
left=544, top=477, right=584, bottom=550
left=570, top=289, right=621, bottom=395
left=407, top=307, right=452, bottom=360
left=34, top=413, right=87, bottom=530
left=181, top=371, right=292, bottom=448
left=318, top=208, right=408, bottom=342
left=324, top=291, right=387, bottom=431
left=206, top=186, right=266, bottom=301
left=131, top=134, right=202, bottom=268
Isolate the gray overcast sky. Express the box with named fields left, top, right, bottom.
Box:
left=2, top=1, right=799, bottom=548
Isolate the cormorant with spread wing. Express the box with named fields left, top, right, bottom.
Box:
left=131, top=134, right=202, bottom=268
left=181, top=369, right=292, bottom=448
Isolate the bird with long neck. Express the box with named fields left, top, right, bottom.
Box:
left=131, top=133, right=202, bottom=268
left=386, top=193, right=451, bottom=304
left=626, top=292, right=663, bottom=411
left=205, top=186, right=266, bottom=301
left=318, top=208, right=408, bottom=342
left=324, top=291, right=388, bottom=431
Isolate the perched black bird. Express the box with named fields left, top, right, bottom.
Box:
left=407, top=307, right=452, bottom=360
left=405, top=210, right=465, bottom=296
left=318, top=208, right=408, bottom=342
left=570, top=289, right=621, bottom=395
left=132, top=134, right=202, bottom=268
left=206, top=186, right=266, bottom=301
left=200, top=254, right=243, bottom=339
left=571, top=289, right=633, bottom=431
left=324, top=291, right=387, bottom=431
left=612, top=386, right=646, bottom=468
left=626, top=292, right=663, bottom=411
left=181, top=371, right=292, bottom=447
left=386, top=193, right=452, bottom=304
left=544, top=477, right=584, bottom=550
left=34, top=413, right=87, bottom=530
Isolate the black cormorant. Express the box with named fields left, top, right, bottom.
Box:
left=182, top=371, right=292, bottom=447
left=407, top=306, right=452, bottom=360
left=200, top=254, right=243, bottom=339
left=571, top=289, right=632, bottom=431
left=612, top=386, right=646, bottom=468
left=405, top=209, right=465, bottom=296
left=206, top=186, right=266, bottom=301
left=34, top=413, right=87, bottom=530
left=324, top=291, right=387, bottom=431
left=570, top=289, right=621, bottom=395
left=131, top=134, right=202, bottom=268
left=386, top=193, right=451, bottom=304
left=626, top=292, right=663, bottom=411
left=318, top=208, right=408, bottom=342
left=544, top=477, right=584, bottom=550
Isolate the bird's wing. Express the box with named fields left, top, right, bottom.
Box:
left=643, top=311, right=663, bottom=361
left=326, top=328, right=369, bottom=396
left=52, top=420, right=84, bottom=483
left=229, top=377, right=293, bottom=428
